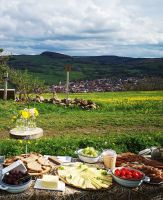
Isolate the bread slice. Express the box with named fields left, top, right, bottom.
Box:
left=42, top=166, right=51, bottom=174
left=27, top=161, right=43, bottom=172
left=23, top=157, right=37, bottom=164
left=38, top=157, right=51, bottom=166
left=48, top=156, right=62, bottom=165
left=30, top=153, right=40, bottom=160
left=28, top=171, right=42, bottom=176
left=5, top=158, right=14, bottom=164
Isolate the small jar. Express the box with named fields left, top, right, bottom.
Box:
left=102, top=149, right=117, bottom=170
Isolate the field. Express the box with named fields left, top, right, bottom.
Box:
left=0, top=91, right=163, bottom=156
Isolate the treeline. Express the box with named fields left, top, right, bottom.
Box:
left=124, top=77, right=163, bottom=91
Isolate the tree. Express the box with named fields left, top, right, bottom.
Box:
left=10, top=68, right=45, bottom=99
left=0, top=48, right=9, bottom=84
left=0, top=48, right=45, bottom=99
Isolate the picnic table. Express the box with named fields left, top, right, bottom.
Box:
left=0, top=180, right=162, bottom=200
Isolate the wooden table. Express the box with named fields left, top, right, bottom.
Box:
left=0, top=181, right=162, bottom=200
left=9, top=128, right=43, bottom=139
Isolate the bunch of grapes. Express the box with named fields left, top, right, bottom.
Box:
left=82, top=147, right=98, bottom=157
left=2, top=170, right=30, bottom=185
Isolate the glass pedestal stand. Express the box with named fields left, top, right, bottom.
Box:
left=24, top=136, right=30, bottom=156
left=9, top=127, right=43, bottom=157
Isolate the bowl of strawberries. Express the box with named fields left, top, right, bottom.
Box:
left=111, top=167, right=150, bottom=187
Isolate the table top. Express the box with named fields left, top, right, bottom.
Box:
left=0, top=180, right=162, bottom=200
left=0, top=156, right=163, bottom=200
left=9, top=127, right=43, bottom=139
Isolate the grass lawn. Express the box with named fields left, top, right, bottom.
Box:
left=0, top=90, right=163, bottom=156
left=0, top=91, right=162, bottom=138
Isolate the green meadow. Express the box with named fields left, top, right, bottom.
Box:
left=0, top=91, right=163, bottom=156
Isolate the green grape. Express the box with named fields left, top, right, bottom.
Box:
left=82, top=147, right=98, bottom=157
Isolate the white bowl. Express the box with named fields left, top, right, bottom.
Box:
left=111, top=167, right=150, bottom=188
left=77, top=149, right=100, bottom=163
left=0, top=177, right=32, bottom=193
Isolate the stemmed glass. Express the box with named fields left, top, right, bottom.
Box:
left=24, top=136, right=30, bottom=157
left=16, top=118, right=25, bottom=132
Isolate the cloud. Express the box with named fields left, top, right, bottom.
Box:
left=0, top=0, right=163, bottom=57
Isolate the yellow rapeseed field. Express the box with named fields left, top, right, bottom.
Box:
left=99, top=96, right=163, bottom=103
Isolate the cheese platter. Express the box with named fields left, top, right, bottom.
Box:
left=56, top=162, right=113, bottom=190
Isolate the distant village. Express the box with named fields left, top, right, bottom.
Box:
left=50, top=77, right=139, bottom=93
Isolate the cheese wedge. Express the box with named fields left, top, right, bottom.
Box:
left=41, top=175, right=59, bottom=188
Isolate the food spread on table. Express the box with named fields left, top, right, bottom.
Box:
left=0, top=148, right=163, bottom=194
left=57, top=162, right=112, bottom=190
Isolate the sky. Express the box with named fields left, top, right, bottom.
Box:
left=0, top=0, right=163, bottom=57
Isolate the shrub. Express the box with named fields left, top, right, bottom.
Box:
left=0, top=132, right=162, bottom=157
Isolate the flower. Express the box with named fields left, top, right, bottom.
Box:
left=21, top=110, right=30, bottom=119
left=18, top=140, right=23, bottom=144
left=12, top=115, right=17, bottom=122
left=19, top=108, right=39, bottom=119
left=12, top=116, right=17, bottom=119
left=13, top=108, right=39, bottom=130
left=29, top=108, right=39, bottom=117
left=29, top=108, right=35, bottom=117
left=34, top=108, right=39, bottom=117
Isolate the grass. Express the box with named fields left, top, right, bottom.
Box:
left=0, top=91, right=162, bottom=156
left=0, top=91, right=163, bottom=136
left=1, top=132, right=162, bottom=157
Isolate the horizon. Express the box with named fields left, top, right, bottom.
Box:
left=11, top=51, right=163, bottom=59
left=1, top=0, right=163, bottom=58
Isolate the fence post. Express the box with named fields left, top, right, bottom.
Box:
left=65, top=65, right=72, bottom=103
left=3, top=72, right=8, bottom=101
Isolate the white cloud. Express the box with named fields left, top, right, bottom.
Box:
left=0, top=0, right=163, bottom=57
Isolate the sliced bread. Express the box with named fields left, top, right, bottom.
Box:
left=27, top=161, right=43, bottom=172
left=38, top=157, right=51, bottom=166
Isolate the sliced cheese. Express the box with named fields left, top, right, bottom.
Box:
left=57, top=163, right=113, bottom=190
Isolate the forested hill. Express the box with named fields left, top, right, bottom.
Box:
left=8, top=51, right=163, bottom=84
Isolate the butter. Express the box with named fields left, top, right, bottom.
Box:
left=41, top=175, right=59, bottom=188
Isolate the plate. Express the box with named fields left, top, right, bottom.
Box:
left=34, top=179, right=65, bottom=191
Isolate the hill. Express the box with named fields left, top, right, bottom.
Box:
left=8, top=51, right=163, bottom=84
